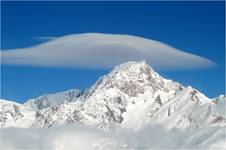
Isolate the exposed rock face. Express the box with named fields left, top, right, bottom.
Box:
left=155, top=95, right=162, bottom=106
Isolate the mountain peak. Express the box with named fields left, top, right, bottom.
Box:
left=114, top=60, right=149, bottom=70
left=111, top=60, right=154, bottom=76
left=107, top=60, right=180, bottom=94
left=108, top=60, right=160, bottom=83
left=84, top=60, right=180, bottom=101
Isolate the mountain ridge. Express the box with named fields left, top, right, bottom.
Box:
left=0, top=61, right=225, bottom=129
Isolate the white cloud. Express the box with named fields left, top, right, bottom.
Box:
left=1, top=33, right=215, bottom=70
left=1, top=124, right=225, bottom=149
left=35, top=36, right=57, bottom=41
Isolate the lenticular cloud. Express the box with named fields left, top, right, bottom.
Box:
left=1, top=33, right=215, bottom=70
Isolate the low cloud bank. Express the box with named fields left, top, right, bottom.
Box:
left=1, top=124, right=225, bottom=150
left=1, top=33, right=215, bottom=70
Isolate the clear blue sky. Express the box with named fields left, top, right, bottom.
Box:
left=1, top=1, right=225, bottom=103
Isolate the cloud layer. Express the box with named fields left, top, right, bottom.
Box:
left=1, top=124, right=225, bottom=149
left=1, top=33, right=215, bottom=70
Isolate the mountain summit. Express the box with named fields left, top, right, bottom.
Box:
left=0, top=61, right=225, bottom=129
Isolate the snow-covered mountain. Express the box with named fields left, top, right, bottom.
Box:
left=24, top=89, right=82, bottom=110
left=0, top=89, right=82, bottom=128
left=1, top=61, right=225, bottom=130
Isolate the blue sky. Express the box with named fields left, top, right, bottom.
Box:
left=1, top=1, right=225, bottom=103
